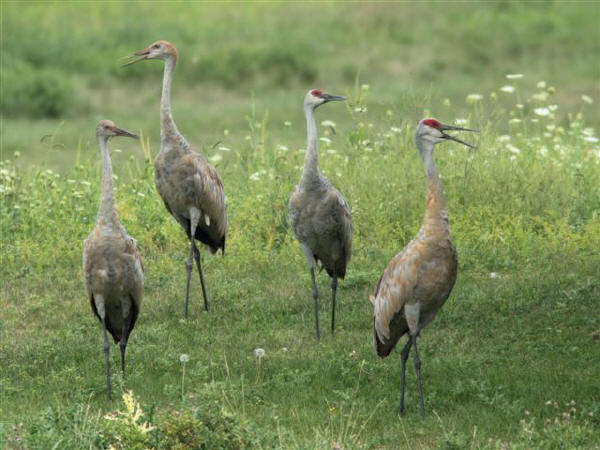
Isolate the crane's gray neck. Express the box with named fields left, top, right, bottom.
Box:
left=300, top=105, right=320, bottom=186
left=416, top=137, right=449, bottom=237
left=97, top=135, right=119, bottom=228
left=160, top=56, right=189, bottom=152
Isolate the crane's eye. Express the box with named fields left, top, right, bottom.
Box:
left=153, top=44, right=160, bottom=49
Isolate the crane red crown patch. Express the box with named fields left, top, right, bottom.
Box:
left=423, top=119, right=441, bottom=129
left=311, top=89, right=323, bottom=97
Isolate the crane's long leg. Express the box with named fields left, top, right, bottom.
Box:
left=412, top=335, right=425, bottom=417
left=310, top=267, right=320, bottom=341
left=119, top=311, right=133, bottom=375
left=398, top=336, right=413, bottom=416
left=193, top=245, right=209, bottom=312
left=330, top=276, right=338, bottom=334
left=102, top=319, right=112, bottom=400
left=184, top=243, right=194, bottom=318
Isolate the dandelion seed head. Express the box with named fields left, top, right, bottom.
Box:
left=179, top=354, right=190, bottom=363
left=254, top=348, right=266, bottom=358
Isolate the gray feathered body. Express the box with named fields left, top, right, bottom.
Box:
left=289, top=173, right=352, bottom=278
left=154, top=146, right=227, bottom=254
left=83, top=215, right=143, bottom=344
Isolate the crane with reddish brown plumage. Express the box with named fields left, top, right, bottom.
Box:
left=371, top=118, right=477, bottom=416
left=123, top=41, right=227, bottom=317
left=83, top=120, right=143, bottom=399
left=289, top=89, right=352, bottom=341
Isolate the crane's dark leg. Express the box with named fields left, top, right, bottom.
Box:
left=398, top=336, right=413, bottom=416
left=330, top=276, right=338, bottom=334
left=119, top=312, right=133, bottom=375
left=101, top=319, right=112, bottom=400
left=412, top=335, right=425, bottom=417
left=193, top=245, right=209, bottom=312
left=310, top=267, right=320, bottom=340
left=184, top=242, right=194, bottom=317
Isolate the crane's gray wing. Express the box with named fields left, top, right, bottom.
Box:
left=372, top=244, right=419, bottom=356
left=189, top=153, right=228, bottom=243
left=332, top=189, right=353, bottom=269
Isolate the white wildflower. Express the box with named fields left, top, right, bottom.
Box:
left=510, top=155, right=517, bottom=162
left=208, top=154, right=223, bottom=163
left=582, top=128, right=595, bottom=136
left=506, top=73, right=524, bottom=79
left=284, top=121, right=292, bottom=127
left=354, top=106, right=367, bottom=113
left=534, top=107, right=551, bottom=117
left=390, top=126, right=402, bottom=133
left=584, top=136, right=599, bottom=143
left=509, top=118, right=522, bottom=125
left=281, top=347, right=288, bottom=352
left=277, top=144, right=288, bottom=151
left=81, top=181, right=91, bottom=186
left=532, top=92, right=549, bottom=101
left=442, top=98, right=451, bottom=107
left=179, top=354, right=190, bottom=363
left=516, top=103, right=524, bottom=109
left=326, top=149, right=337, bottom=154
left=321, top=120, right=336, bottom=128
left=466, top=94, right=483, bottom=103
left=537, top=81, right=547, bottom=89
left=455, top=118, right=469, bottom=126
left=507, top=144, right=521, bottom=155
left=581, top=95, right=593, bottom=105
left=489, top=272, right=499, bottom=279
left=249, top=172, right=260, bottom=181
left=218, top=146, right=231, bottom=152
left=361, top=83, right=370, bottom=91
left=548, top=104, right=558, bottom=112
left=497, top=135, right=511, bottom=143
left=500, top=85, right=515, bottom=93
left=539, top=147, right=548, bottom=157
left=254, top=348, right=266, bottom=358
left=223, top=129, right=229, bottom=136
left=67, top=179, right=76, bottom=184
left=320, top=137, right=331, bottom=144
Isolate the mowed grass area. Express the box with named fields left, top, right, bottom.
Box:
left=2, top=2, right=600, bottom=449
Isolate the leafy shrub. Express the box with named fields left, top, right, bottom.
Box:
left=1, top=56, right=74, bottom=118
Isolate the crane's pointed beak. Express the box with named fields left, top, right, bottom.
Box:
left=321, top=94, right=346, bottom=103
left=120, top=49, right=150, bottom=67
left=440, top=123, right=478, bottom=148
left=114, top=127, right=139, bottom=139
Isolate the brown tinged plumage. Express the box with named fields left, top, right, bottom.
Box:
left=123, top=40, right=227, bottom=317
left=289, top=89, right=352, bottom=341
left=83, top=120, right=143, bottom=399
left=371, top=118, right=477, bottom=416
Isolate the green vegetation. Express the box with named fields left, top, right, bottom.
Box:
left=1, top=2, right=599, bottom=449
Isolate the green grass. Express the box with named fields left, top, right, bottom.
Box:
left=1, top=2, right=600, bottom=449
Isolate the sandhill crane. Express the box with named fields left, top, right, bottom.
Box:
left=371, top=118, right=477, bottom=416
left=289, top=89, right=352, bottom=340
left=122, top=40, right=227, bottom=317
left=83, top=120, right=143, bottom=399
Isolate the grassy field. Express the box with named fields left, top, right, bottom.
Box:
left=2, top=2, right=600, bottom=449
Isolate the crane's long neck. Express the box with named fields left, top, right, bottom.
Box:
left=97, top=136, right=119, bottom=228
left=160, top=56, right=189, bottom=152
left=300, top=105, right=320, bottom=186
left=418, top=139, right=450, bottom=239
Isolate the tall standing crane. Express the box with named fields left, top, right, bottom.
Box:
left=123, top=41, right=227, bottom=317
left=289, top=89, right=352, bottom=340
left=83, top=120, right=143, bottom=399
left=371, top=118, right=477, bottom=416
